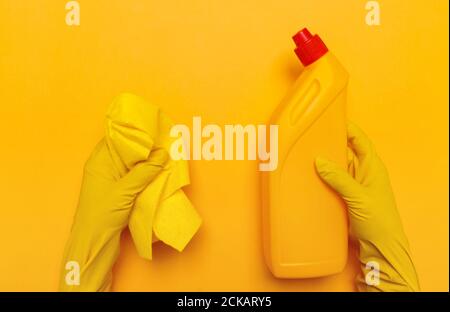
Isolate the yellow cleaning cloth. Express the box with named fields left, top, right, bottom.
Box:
left=106, top=93, right=201, bottom=259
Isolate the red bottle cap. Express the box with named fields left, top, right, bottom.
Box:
left=292, top=28, right=329, bottom=66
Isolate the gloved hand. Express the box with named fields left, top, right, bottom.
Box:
left=59, top=140, right=168, bottom=292
left=315, top=122, right=420, bottom=292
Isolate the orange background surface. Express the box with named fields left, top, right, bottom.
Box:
left=0, top=0, right=448, bottom=291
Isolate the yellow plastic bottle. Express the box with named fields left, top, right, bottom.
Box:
left=261, top=28, right=349, bottom=278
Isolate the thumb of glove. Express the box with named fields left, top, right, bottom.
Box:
left=117, top=148, right=168, bottom=197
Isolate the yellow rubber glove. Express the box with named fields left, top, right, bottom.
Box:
left=59, top=143, right=168, bottom=291
left=315, top=123, right=420, bottom=292
left=60, top=93, right=201, bottom=291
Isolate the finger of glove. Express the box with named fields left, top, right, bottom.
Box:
left=347, top=122, right=375, bottom=161
left=347, top=122, right=381, bottom=185
left=117, top=148, right=168, bottom=196
left=315, top=156, right=363, bottom=202
left=347, top=147, right=357, bottom=178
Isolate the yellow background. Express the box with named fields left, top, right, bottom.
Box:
left=0, top=0, right=448, bottom=291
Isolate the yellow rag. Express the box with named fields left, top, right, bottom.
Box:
left=106, top=93, right=201, bottom=259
